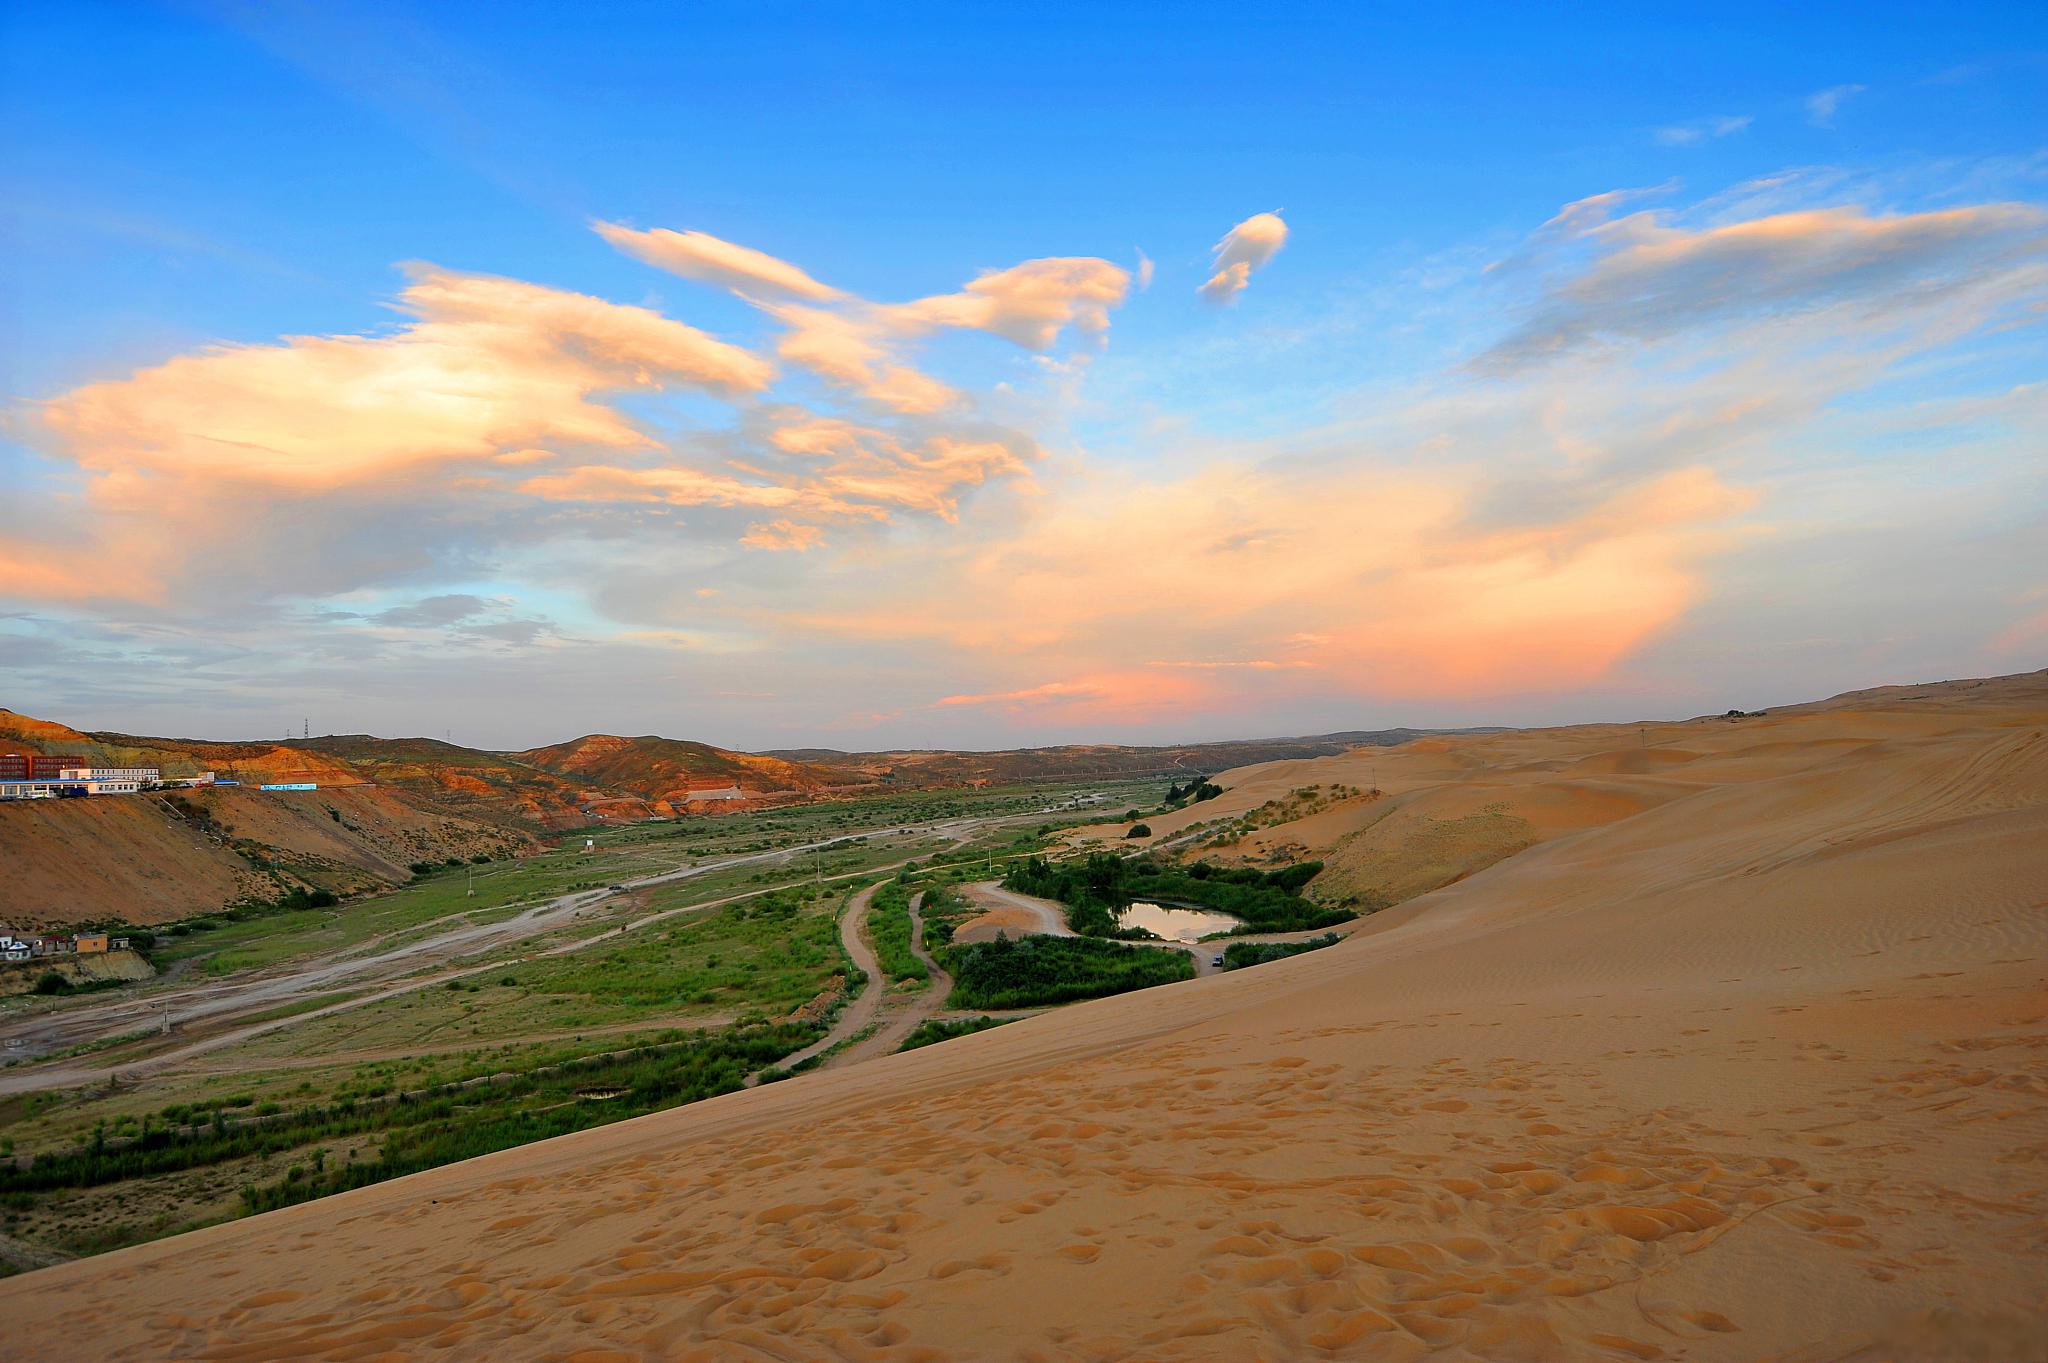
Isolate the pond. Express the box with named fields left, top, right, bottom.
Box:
left=1115, top=901, right=1245, bottom=943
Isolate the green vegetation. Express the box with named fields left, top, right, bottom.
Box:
left=898, top=1015, right=1017, bottom=1051
left=916, top=884, right=974, bottom=951
left=942, top=933, right=1193, bottom=1010
left=1003, top=853, right=1347, bottom=936
left=0, top=1023, right=820, bottom=1233
left=1222, top=932, right=1343, bottom=969
left=1126, top=823, right=1151, bottom=838
left=1164, top=778, right=1223, bottom=806
left=866, top=881, right=928, bottom=986
left=219, top=888, right=845, bottom=1060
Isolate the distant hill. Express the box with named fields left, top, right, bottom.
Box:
left=282, top=734, right=596, bottom=831
left=514, top=735, right=853, bottom=810
left=0, top=712, right=532, bottom=926
left=765, top=728, right=1500, bottom=787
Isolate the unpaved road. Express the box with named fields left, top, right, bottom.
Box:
left=764, top=885, right=884, bottom=1074
left=950, top=882, right=1077, bottom=942
left=824, top=890, right=956, bottom=1068
left=0, top=811, right=1032, bottom=1093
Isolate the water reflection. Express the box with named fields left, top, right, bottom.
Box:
left=1116, top=901, right=1244, bottom=943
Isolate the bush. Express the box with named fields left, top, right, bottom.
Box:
left=1222, top=933, right=1342, bottom=970
left=1126, top=824, right=1151, bottom=839
left=943, top=934, right=1192, bottom=1010
left=33, top=972, right=72, bottom=996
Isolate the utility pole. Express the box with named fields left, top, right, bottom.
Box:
left=467, top=863, right=475, bottom=897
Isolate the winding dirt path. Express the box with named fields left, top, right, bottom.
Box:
left=761, top=884, right=884, bottom=1075
left=821, top=890, right=956, bottom=1068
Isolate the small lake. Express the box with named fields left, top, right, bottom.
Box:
left=1116, top=901, right=1245, bottom=943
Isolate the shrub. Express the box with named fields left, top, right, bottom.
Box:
left=1126, top=824, right=1151, bottom=839
left=943, top=934, right=1192, bottom=1010
left=33, top=972, right=72, bottom=995
left=1222, top=933, right=1342, bottom=970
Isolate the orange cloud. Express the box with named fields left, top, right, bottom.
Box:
left=591, top=222, right=844, bottom=301
left=741, top=519, right=828, bottom=552
left=887, top=258, right=1131, bottom=348
left=776, top=461, right=1753, bottom=702
left=763, top=301, right=961, bottom=414
left=519, top=423, right=1033, bottom=531
left=38, top=265, right=772, bottom=488
left=598, top=223, right=1130, bottom=414
left=1201, top=212, right=1288, bottom=302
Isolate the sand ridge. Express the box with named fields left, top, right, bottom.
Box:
left=3, top=672, right=2044, bottom=1361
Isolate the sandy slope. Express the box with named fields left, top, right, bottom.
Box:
left=5, top=674, right=2045, bottom=1361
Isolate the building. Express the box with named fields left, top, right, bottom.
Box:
left=56, top=766, right=159, bottom=795
left=0, top=781, right=61, bottom=801
left=0, top=936, right=32, bottom=962
left=74, top=933, right=109, bottom=955
left=0, top=753, right=85, bottom=781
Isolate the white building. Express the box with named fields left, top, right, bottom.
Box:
left=56, top=766, right=158, bottom=795
left=0, top=781, right=60, bottom=801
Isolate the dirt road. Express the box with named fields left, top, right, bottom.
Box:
left=764, top=885, right=884, bottom=1074
left=0, top=810, right=1031, bottom=1091
left=822, top=890, right=956, bottom=1067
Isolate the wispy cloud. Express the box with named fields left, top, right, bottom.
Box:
left=1475, top=202, right=2048, bottom=373
left=1806, top=84, right=1866, bottom=126
left=597, top=224, right=1130, bottom=414
left=1654, top=115, right=1752, bottom=146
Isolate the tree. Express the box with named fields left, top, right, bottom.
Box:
left=1126, top=823, right=1152, bottom=839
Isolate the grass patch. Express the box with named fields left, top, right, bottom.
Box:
left=866, top=881, right=928, bottom=986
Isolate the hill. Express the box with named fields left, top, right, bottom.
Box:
left=280, top=734, right=596, bottom=830
left=767, top=727, right=1487, bottom=787
left=11, top=670, right=2043, bottom=1358
left=514, top=734, right=854, bottom=811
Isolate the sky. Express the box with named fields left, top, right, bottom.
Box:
left=2, top=2, right=2044, bottom=751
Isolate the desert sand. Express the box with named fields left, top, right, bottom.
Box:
left=3, top=673, right=2044, bottom=1361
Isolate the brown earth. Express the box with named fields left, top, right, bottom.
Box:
left=6, top=669, right=2044, bottom=1359
left=0, top=785, right=528, bottom=928
left=515, top=734, right=853, bottom=809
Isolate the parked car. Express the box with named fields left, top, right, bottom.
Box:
left=1211, top=954, right=1226, bottom=967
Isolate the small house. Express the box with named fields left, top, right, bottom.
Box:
left=74, top=932, right=109, bottom=955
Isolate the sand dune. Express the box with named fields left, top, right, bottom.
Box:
left=5, top=673, right=2045, bottom=1360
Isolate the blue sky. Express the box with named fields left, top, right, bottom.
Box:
left=2, top=2, right=2044, bottom=748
